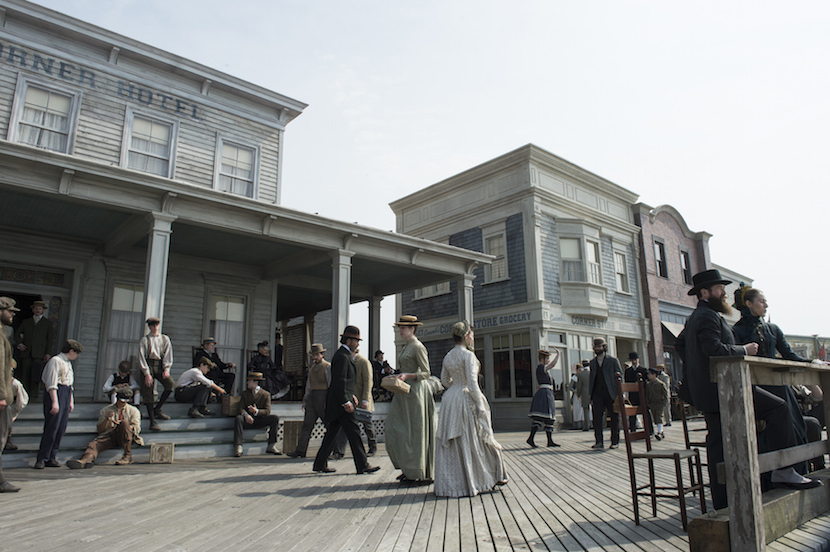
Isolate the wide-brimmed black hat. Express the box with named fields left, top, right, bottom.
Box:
left=687, top=269, right=732, bottom=296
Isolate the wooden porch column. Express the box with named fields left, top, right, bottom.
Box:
left=330, top=249, right=353, bottom=349
left=142, top=212, right=176, bottom=327
left=458, top=272, right=475, bottom=323
left=368, top=296, right=382, bottom=359
left=714, top=356, right=765, bottom=551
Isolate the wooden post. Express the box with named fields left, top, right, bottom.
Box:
left=714, top=356, right=765, bottom=551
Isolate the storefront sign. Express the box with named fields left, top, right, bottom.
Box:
left=0, top=40, right=200, bottom=119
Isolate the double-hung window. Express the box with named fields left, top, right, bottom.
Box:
left=9, top=78, right=79, bottom=153
left=654, top=239, right=668, bottom=278
left=216, top=138, right=258, bottom=198
left=680, top=250, right=692, bottom=285
left=123, top=109, right=176, bottom=177
left=614, top=251, right=630, bottom=293
left=560, top=237, right=602, bottom=284
left=482, top=222, right=508, bottom=283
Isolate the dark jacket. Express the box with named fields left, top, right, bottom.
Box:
left=589, top=354, right=622, bottom=403
left=624, top=364, right=648, bottom=405
left=733, top=316, right=807, bottom=363
left=15, top=316, right=55, bottom=360
left=325, top=346, right=357, bottom=424
left=675, top=300, right=746, bottom=413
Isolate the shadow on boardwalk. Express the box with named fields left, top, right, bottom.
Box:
left=1, top=420, right=828, bottom=551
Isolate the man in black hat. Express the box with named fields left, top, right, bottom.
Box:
left=193, top=337, right=236, bottom=395
left=14, top=300, right=55, bottom=393
left=589, top=337, right=622, bottom=449
left=677, top=269, right=820, bottom=509
left=624, top=351, right=648, bottom=431
left=312, top=326, right=380, bottom=475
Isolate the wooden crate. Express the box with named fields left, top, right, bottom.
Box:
left=149, top=443, right=175, bottom=463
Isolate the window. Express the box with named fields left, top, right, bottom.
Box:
left=586, top=241, right=601, bottom=285
left=482, top=222, right=508, bottom=282
left=561, top=237, right=602, bottom=284
left=216, top=139, right=258, bottom=198
left=493, top=332, right=532, bottom=399
left=209, top=295, right=246, bottom=391
left=103, top=283, right=144, bottom=397
left=614, top=252, right=630, bottom=293
left=560, top=238, right=583, bottom=282
left=9, top=79, right=79, bottom=153
left=680, top=250, right=692, bottom=285
left=654, top=240, right=668, bottom=278
left=123, top=109, right=176, bottom=177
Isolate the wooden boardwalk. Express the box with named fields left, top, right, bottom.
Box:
left=1, top=419, right=829, bottom=551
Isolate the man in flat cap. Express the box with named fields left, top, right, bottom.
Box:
left=233, top=371, right=280, bottom=457
left=0, top=297, right=21, bottom=491
left=676, top=268, right=819, bottom=509
left=193, top=337, right=236, bottom=394
left=589, top=337, right=622, bottom=450
left=138, top=317, right=174, bottom=431
left=15, top=299, right=55, bottom=394
left=67, top=387, right=142, bottom=469
left=35, top=339, right=84, bottom=469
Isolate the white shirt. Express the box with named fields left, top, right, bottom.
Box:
left=41, top=352, right=74, bottom=391
left=175, top=367, right=215, bottom=389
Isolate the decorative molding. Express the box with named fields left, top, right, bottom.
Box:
left=262, top=214, right=278, bottom=235
left=108, top=46, right=120, bottom=64
left=410, top=248, right=424, bottom=264
left=161, top=191, right=177, bottom=214
left=58, top=169, right=75, bottom=195
left=343, top=233, right=358, bottom=251
left=201, top=79, right=212, bottom=95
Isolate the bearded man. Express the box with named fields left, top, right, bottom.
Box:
left=676, top=269, right=819, bottom=510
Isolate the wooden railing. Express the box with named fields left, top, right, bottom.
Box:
left=710, top=355, right=830, bottom=551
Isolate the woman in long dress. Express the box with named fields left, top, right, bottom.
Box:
left=385, top=315, right=436, bottom=483
left=526, top=349, right=561, bottom=447
left=435, top=321, right=507, bottom=497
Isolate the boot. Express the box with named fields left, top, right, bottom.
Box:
left=67, top=452, right=95, bottom=469
left=154, top=407, right=171, bottom=421
left=546, top=430, right=561, bottom=447
left=526, top=428, right=538, bottom=448
left=188, top=407, right=204, bottom=418
left=146, top=405, right=161, bottom=431
left=3, top=435, right=17, bottom=452
left=367, top=439, right=377, bottom=457
left=115, top=451, right=132, bottom=465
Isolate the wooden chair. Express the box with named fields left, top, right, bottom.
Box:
left=679, top=400, right=709, bottom=492
left=617, top=375, right=706, bottom=531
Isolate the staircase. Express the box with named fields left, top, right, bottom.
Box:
left=4, top=401, right=391, bottom=468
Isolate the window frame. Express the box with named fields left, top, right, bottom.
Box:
left=560, top=236, right=603, bottom=285
left=680, top=249, right=693, bottom=285
left=8, top=75, right=82, bottom=154
left=653, top=239, right=668, bottom=279
left=120, top=107, right=178, bottom=178
left=214, top=135, right=261, bottom=199
left=492, top=331, right=532, bottom=400
left=482, top=221, right=509, bottom=284
left=614, top=250, right=631, bottom=294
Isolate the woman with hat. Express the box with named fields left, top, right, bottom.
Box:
left=526, top=348, right=561, bottom=447
left=435, top=321, right=507, bottom=496
left=385, top=315, right=437, bottom=483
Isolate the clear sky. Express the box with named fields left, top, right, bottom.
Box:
left=27, top=0, right=830, bottom=356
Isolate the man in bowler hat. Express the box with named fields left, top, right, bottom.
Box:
left=676, top=268, right=820, bottom=509
left=312, top=326, right=380, bottom=475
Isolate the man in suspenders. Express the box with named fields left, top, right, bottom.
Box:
left=138, top=317, right=174, bottom=431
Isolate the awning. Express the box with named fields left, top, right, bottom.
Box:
left=662, top=321, right=686, bottom=339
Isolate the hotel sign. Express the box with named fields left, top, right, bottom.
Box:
left=0, top=40, right=200, bottom=119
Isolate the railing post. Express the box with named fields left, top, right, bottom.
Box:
left=715, top=356, right=765, bottom=551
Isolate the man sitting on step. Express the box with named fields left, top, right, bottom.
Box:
left=67, top=387, right=142, bottom=469
left=174, top=357, right=227, bottom=418
left=234, top=371, right=281, bottom=457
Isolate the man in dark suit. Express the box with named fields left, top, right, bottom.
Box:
left=15, top=300, right=55, bottom=393
left=676, top=268, right=819, bottom=509
left=589, top=337, right=622, bottom=450
left=312, top=326, right=380, bottom=475
left=193, top=337, right=236, bottom=394
left=624, top=351, right=648, bottom=431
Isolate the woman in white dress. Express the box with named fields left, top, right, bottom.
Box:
left=434, top=321, right=507, bottom=497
